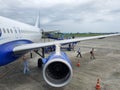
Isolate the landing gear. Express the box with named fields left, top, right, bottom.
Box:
left=34, top=48, right=45, bottom=68
left=38, top=58, right=43, bottom=68
left=68, top=43, right=72, bottom=51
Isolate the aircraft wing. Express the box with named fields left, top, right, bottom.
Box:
left=13, top=33, right=120, bottom=53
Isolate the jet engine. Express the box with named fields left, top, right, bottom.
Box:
left=43, top=52, right=73, bottom=87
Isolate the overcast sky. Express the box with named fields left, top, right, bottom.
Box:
left=0, top=0, right=120, bottom=33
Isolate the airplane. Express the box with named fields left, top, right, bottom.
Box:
left=0, top=15, right=119, bottom=87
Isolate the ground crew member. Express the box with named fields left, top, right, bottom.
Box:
left=90, top=48, right=95, bottom=59
left=23, top=54, right=30, bottom=74
left=76, top=47, right=82, bottom=58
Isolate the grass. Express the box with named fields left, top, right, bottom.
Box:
left=53, top=33, right=106, bottom=39
left=43, top=32, right=116, bottom=39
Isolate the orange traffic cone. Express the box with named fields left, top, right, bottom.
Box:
left=95, top=78, right=101, bottom=90
left=76, top=59, right=80, bottom=67
left=77, top=62, right=80, bottom=67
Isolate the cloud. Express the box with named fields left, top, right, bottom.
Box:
left=110, top=9, right=120, bottom=14
left=0, top=0, right=120, bottom=32
left=0, top=0, right=94, bottom=9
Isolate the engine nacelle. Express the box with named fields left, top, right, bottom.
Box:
left=43, top=52, right=73, bottom=87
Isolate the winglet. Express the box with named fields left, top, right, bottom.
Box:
left=35, top=12, right=40, bottom=28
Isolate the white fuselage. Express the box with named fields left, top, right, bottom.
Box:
left=0, top=16, right=42, bottom=44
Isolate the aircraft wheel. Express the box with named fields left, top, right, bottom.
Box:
left=38, top=58, right=43, bottom=68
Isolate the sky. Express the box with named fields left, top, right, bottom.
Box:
left=0, top=0, right=120, bottom=33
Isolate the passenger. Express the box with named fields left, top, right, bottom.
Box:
left=23, top=54, right=30, bottom=74
left=90, top=48, right=95, bottom=59
left=76, top=47, right=82, bottom=58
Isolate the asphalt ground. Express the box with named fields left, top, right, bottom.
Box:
left=0, top=35, right=120, bottom=90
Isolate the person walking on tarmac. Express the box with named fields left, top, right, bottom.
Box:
left=23, top=54, right=30, bottom=74
left=76, top=47, right=82, bottom=58
left=90, top=48, right=95, bottom=59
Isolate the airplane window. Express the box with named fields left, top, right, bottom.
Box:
left=0, top=28, right=1, bottom=36
left=3, top=28, right=6, bottom=33
left=7, top=29, right=9, bottom=33
left=19, top=29, right=21, bottom=33
left=10, top=29, right=13, bottom=33
left=15, top=29, right=17, bottom=33
left=17, top=28, right=21, bottom=33
left=19, top=30, right=20, bottom=33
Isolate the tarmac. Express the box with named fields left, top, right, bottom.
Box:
left=0, top=35, right=120, bottom=90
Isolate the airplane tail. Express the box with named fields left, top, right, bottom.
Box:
left=35, top=12, right=40, bottom=28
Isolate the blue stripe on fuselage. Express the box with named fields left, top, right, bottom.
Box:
left=0, top=40, right=32, bottom=66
